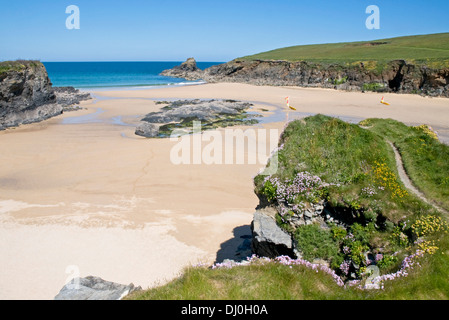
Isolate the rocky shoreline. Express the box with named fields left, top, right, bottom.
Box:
left=135, top=99, right=259, bottom=138
left=161, top=58, right=449, bottom=97
left=53, top=86, right=92, bottom=110
left=0, top=61, right=91, bottom=130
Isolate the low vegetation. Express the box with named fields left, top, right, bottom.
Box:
left=360, top=118, right=449, bottom=212
left=0, top=60, right=41, bottom=74
left=362, top=82, right=386, bottom=92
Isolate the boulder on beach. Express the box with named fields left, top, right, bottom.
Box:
left=54, top=276, right=141, bottom=300
left=135, top=99, right=258, bottom=138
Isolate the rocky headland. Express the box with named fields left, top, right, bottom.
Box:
left=161, top=58, right=449, bottom=97
left=0, top=60, right=91, bottom=130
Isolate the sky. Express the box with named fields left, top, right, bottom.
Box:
left=0, top=0, right=448, bottom=62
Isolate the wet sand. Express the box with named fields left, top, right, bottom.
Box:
left=0, top=83, right=448, bottom=299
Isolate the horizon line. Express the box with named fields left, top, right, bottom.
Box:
left=0, top=59, right=226, bottom=63
left=43, top=60, right=226, bottom=63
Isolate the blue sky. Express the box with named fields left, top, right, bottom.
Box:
left=0, top=0, right=448, bottom=62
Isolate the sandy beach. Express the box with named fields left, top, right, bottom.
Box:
left=1, top=83, right=448, bottom=299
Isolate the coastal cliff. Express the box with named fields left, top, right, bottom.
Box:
left=0, top=60, right=91, bottom=130
left=161, top=58, right=449, bottom=97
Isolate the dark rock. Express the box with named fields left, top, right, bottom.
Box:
left=177, top=57, right=199, bottom=72
left=0, top=61, right=61, bottom=130
left=143, top=100, right=248, bottom=123
left=53, top=86, right=91, bottom=107
left=135, top=99, right=256, bottom=138
left=54, top=276, right=142, bottom=300
left=0, top=61, right=91, bottom=130
left=135, top=122, right=160, bottom=138
left=161, top=58, right=449, bottom=98
left=251, top=208, right=296, bottom=259
left=160, top=58, right=204, bottom=80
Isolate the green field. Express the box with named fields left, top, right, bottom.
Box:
left=239, top=33, right=449, bottom=68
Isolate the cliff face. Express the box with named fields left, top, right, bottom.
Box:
left=162, top=58, right=449, bottom=97
left=0, top=61, right=91, bottom=130
left=0, top=61, right=62, bottom=130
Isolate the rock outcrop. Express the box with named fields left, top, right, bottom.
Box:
left=135, top=99, right=258, bottom=138
left=250, top=201, right=350, bottom=260
left=53, top=86, right=92, bottom=107
left=0, top=61, right=91, bottom=130
left=54, top=276, right=141, bottom=300
left=161, top=58, right=449, bottom=97
left=160, top=57, right=204, bottom=80
left=251, top=207, right=296, bottom=259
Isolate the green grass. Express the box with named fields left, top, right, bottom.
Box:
left=0, top=60, right=42, bottom=74
left=330, top=76, right=348, bottom=85
left=127, top=263, right=341, bottom=300
left=239, top=33, right=449, bottom=69
left=294, top=224, right=342, bottom=267
left=362, top=83, right=386, bottom=92
left=360, top=118, right=449, bottom=213
left=127, top=235, right=449, bottom=300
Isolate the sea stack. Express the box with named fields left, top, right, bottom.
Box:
left=160, top=57, right=204, bottom=80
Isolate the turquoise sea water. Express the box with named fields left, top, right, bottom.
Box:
left=43, top=61, right=222, bottom=89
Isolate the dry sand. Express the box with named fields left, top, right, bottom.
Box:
left=0, top=83, right=448, bottom=299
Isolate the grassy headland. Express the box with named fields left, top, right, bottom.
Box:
left=239, top=33, right=449, bottom=69
left=128, top=115, right=449, bottom=300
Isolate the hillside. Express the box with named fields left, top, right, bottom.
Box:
left=239, top=33, right=449, bottom=68
left=161, top=33, right=449, bottom=97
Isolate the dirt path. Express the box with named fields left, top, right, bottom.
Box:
left=387, top=141, right=449, bottom=217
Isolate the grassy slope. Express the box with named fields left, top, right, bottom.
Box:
left=238, top=33, right=449, bottom=68
left=360, top=119, right=449, bottom=213
left=129, top=116, right=449, bottom=300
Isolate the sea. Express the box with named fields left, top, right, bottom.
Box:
left=43, top=61, right=222, bottom=90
